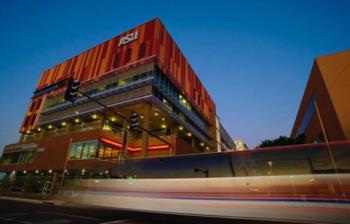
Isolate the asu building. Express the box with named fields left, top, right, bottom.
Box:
left=0, top=18, right=233, bottom=175
left=291, top=50, right=350, bottom=143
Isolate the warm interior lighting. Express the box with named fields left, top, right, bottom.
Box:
left=100, top=137, right=169, bottom=152
left=161, top=117, right=165, bottom=121
left=35, top=170, right=39, bottom=174
left=26, top=130, right=31, bottom=134
left=37, top=127, right=42, bottom=132
left=200, top=142, right=204, bottom=147
left=91, top=114, right=98, bottom=119
left=161, top=124, right=166, bottom=129
left=140, top=115, right=144, bottom=119
left=110, top=116, right=117, bottom=122
left=154, top=111, right=159, bottom=116
left=48, top=169, right=52, bottom=174
left=61, top=121, right=67, bottom=127
left=47, top=125, right=53, bottom=129
left=74, top=118, right=80, bottom=123
left=23, top=170, right=27, bottom=174
left=187, top=132, right=192, bottom=137
left=178, top=126, right=184, bottom=131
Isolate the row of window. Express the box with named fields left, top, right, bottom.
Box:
left=69, top=141, right=98, bottom=160
left=153, top=68, right=207, bottom=129
left=47, top=70, right=153, bottom=109
left=69, top=140, right=122, bottom=160
left=112, top=43, right=146, bottom=68
left=0, top=150, right=36, bottom=165
left=153, top=88, right=210, bottom=140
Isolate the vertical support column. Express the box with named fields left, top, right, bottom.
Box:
left=191, top=137, right=196, bottom=151
left=121, top=120, right=128, bottom=160
left=142, top=103, right=151, bottom=158
left=171, top=126, right=178, bottom=155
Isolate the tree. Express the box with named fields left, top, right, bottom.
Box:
left=257, top=134, right=305, bottom=148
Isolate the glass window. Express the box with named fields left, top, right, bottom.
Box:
left=74, top=144, right=83, bottom=159
left=104, top=146, right=112, bottom=158
left=81, top=143, right=89, bottom=159
left=88, top=142, right=97, bottom=159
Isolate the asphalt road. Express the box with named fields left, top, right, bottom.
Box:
left=0, top=198, right=293, bottom=224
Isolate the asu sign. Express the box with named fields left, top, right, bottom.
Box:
left=118, top=31, right=138, bottom=47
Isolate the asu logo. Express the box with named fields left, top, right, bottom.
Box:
left=118, top=31, right=138, bottom=47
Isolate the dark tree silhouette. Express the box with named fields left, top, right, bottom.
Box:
left=257, top=134, right=305, bottom=148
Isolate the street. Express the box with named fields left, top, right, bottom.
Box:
left=0, top=198, right=293, bottom=224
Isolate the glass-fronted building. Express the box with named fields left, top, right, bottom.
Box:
left=0, top=18, right=233, bottom=184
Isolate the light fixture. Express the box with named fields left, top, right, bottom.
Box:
left=161, top=124, right=166, bottom=129
left=162, top=117, right=165, bottom=121
left=154, top=112, right=159, bottom=116
left=11, top=171, right=16, bottom=174
left=74, top=110, right=80, bottom=114
left=187, top=132, right=192, bottom=137
left=105, top=170, right=109, bottom=174
left=178, top=126, right=184, bottom=131
left=48, top=169, right=53, bottom=174
left=205, top=146, right=210, bottom=151
left=74, top=118, right=80, bottom=123
left=82, top=169, right=86, bottom=173
left=23, top=170, right=27, bottom=174
left=35, top=170, right=39, bottom=174
left=37, top=127, right=42, bottom=132
left=182, top=99, right=186, bottom=104
left=140, top=115, right=144, bottom=119
left=47, top=124, right=53, bottom=129
left=163, top=99, right=167, bottom=103
left=61, top=121, right=67, bottom=127
left=200, top=142, right=204, bottom=147
left=26, top=130, right=31, bottom=134
left=110, top=116, right=117, bottom=122
left=91, top=114, right=98, bottom=119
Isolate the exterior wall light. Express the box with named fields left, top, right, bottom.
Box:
left=91, top=114, right=98, bottom=119
left=48, top=169, right=53, bottom=174
left=23, top=170, right=27, bottom=174
left=179, top=126, right=184, bottom=131
left=35, top=170, right=39, bottom=174
left=161, top=124, right=166, bottom=129
left=187, top=132, right=192, bottom=137
left=61, top=121, right=67, bottom=127
left=74, top=118, right=80, bottom=123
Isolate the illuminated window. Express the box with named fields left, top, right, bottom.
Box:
left=69, top=141, right=97, bottom=160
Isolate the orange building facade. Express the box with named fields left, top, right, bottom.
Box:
left=291, top=50, right=350, bottom=143
left=0, top=18, right=233, bottom=176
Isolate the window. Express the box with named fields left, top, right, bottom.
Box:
left=0, top=150, right=36, bottom=165
left=297, top=96, right=316, bottom=135
left=69, top=141, right=97, bottom=160
left=138, top=43, right=146, bottom=58
left=98, top=141, right=121, bottom=159
left=113, top=54, right=119, bottom=68
left=125, top=48, right=132, bottom=63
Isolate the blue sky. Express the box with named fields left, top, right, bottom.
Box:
left=0, top=0, right=349, bottom=151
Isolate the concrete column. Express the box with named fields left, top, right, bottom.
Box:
left=171, top=126, right=178, bottom=155
left=191, top=137, right=196, bottom=151
left=142, top=103, right=151, bottom=158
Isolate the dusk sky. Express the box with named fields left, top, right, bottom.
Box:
left=0, top=0, right=349, bottom=152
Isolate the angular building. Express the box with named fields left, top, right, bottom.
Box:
left=291, top=50, right=350, bottom=143
left=0, top=18, right=233, bottom=174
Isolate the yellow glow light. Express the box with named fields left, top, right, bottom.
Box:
left=48, top=169, right=52, bottom=174
left=91, top=114, right=98, bottom=119
left=187, top=132, right=192, bottom=137
left=74, top=118, right=80, bottom=123
left=61, top=121, right=67, bottom=127
left=47, top=125, right=53, bottom=129
left=140, top=115, right=144, bottom=119
left=154, top=112, right=159, bottom=116
left=110, top=117, right=117, bottom=122
left=162, top=117, right=165, bottom=121
left=200, top=142, right=204, bottom=146
left=161, top=124, right=167, bottom=129
left=37, top=127, right=42, bottom=132
left=179, top=126, right=184, bottom=131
